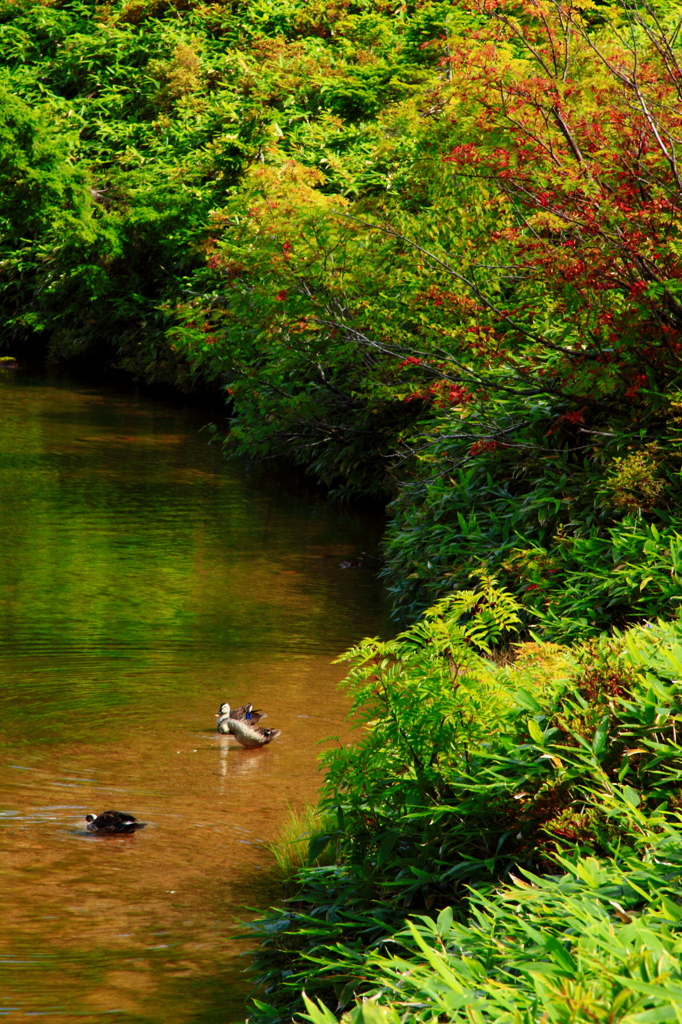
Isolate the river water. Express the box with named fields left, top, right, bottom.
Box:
left=0, top=369, right=387, bottom=1023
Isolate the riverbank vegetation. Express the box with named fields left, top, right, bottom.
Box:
left=4, top=0, right=682, bottom=1019
left=254, top=580, right=682, bottom=1022
left=3, top=0, right=682, bottom=638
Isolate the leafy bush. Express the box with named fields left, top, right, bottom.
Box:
left=166, top=0, right=682, bottom=635
left=251, top=584, right=682, bottom=1022
left=300, top=839, right=682, bottom=1024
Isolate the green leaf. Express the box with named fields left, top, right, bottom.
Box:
left=308, top=833, right=332, bottom=865
left=574, top=858, right=602, bottom=889
left=436, top=905, right=454, bottom=936
left=592, top=717, right=609, bottom=757
left=528, top=718, right=545, bottom=745
left=376, top=832, right=399, bottom=867
left=544, top=936, right=578, bottom=975
left=622, top=785, right=641, bottom=808
left=513, top=689, right=542, bottom=713
left=301, top=993, right=341, bottom=1024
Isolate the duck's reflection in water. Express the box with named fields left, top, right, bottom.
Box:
left=215, top=735, right=273, bottom=788
left=216, top=734, right=230, bottom=786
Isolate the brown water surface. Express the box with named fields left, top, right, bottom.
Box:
left=0, top=371, right=387, bottom=1022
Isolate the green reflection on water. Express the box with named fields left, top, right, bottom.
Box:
left=0, top=371, right=387, bottom=1022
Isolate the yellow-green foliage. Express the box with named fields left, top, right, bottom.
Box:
left=601, top=443, right=666, bottom=513
left=252, top=596, right=682, bottom=1023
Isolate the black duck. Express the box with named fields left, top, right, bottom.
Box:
left=85, top=810, right=146, bottom=834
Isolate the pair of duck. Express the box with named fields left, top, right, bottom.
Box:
left=215, top=701, right=281, bottom=748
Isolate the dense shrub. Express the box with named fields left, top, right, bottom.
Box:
left=300, top=842, right=682, bottom=1024
left=170, top=0, right=682, bottom=635
left=251, top=581, right=682, bottom=1022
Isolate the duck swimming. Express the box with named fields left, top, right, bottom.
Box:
left=85, top=811, right=147, bottom=834
left=216, top=701, right=267, bottom=732
left=217, top=715, right=281, bottom=749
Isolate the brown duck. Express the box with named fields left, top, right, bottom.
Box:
left=215, top=701, right=267, bottom=733
left=217, top=715, right=281, bottom=748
